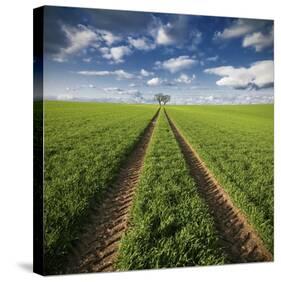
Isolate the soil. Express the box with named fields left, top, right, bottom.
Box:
left=65, top=108, right=272, bottom=274
left=65, top=110, right=160, bottom=273
left=165, top=109, right=273, bottom=263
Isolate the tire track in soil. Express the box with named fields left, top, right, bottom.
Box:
left=164, top=109, right=273, bottom=263
left=65, top=109, right=160, bottom=274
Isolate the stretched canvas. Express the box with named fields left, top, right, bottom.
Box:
left=33, top=5, right=274, bottom=275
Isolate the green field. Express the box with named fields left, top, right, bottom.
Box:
left=117, top=110, right=228, bottom=269
left=43, top=101, right=273, bottom=270
left=166, top=104, right=274, bottom=251
left=43, top=101, right=157, bottom=267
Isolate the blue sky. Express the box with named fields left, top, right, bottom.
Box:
left=42, top=6, right=274, bottom=104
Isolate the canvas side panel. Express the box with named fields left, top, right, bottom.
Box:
left=33, top=6, right=44, bottom=276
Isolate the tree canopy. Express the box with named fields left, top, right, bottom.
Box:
left=154, top=94, right=171, bottom=106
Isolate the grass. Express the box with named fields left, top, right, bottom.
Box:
left=43, top=101, right=157, bottom=271
left=166, top=104, right=274, bottom=252
left=117, top=109, right=228, bottom=270
left=43, top=101, right=273, bottom=271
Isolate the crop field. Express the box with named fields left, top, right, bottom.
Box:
left=166, top=104, right=274, bottom=252
left=117, top=111, right=228, bottom=269
left=42, top=101, right=273, bottom=273
left=43, top=101, right=157, bottom=269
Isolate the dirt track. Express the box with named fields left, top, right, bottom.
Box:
left=165, top=109, right=273, bottom=263
left=65, top=108, right=272, bottom=274
left=65, top=110, right=159, bottom=273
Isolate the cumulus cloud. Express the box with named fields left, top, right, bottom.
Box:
left=149, top=15, right=202, bottom=49
left=149, top=17, right=176, bottom=46
left=204, top=60, right=274, bottom=90
left=242, top=29, right=273, bottom=52
left=140, top=69, right=154, bottom=77
left=98, top=30, right=121, bottom=46
left=53, top=24, right=100, bottom=62
left=147, top=77, right=162, bottom=86
left=110, top=46, right=131, bottom=62
left=175, top=74, right=196, bottom=84
left=51, top=24, right=125, bottom=62
left=155, top=24, right=175, bottom=45
left=128, top=36, right=156, bottom=50
left=100, top=45, right=132, bottom=63
left=214, top=19, right=273, bottom=52
left=77, top=69, right=134, bottom=79
left=114, top=69, right=134, bottom=79
left=214, top=19, right=262, bottom=39
left=156, top=56, right=197, bottom=73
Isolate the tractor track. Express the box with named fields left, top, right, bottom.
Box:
left=65, top=109, right=160, bottom=274
left=165, top=109, right=273, bottom=263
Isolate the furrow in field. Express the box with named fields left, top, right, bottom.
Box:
left=117, top=110, right=228, bottom=269
left=164, top=110, right=273, bottom=263
left=65, top=109, right=160, bottom=273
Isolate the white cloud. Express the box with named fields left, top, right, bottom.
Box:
left=99, top=30, right=121, bottom=46
left=99, top=47, right=111, bottom=59
left=124, top=89, right=142, bottom=95
left=215, top=19, right=259, bottom=39
left=150, top=16, right=199, bottom=48
left=102, top=88, right=145, bottom=103
left=147, top=77, right=162, bottom=86
left=53, top=24, right=99, bottom=62
left=140, top=69, right=154, bottom=77
left=57, top=94, right=73, bottom=100
left=103, top=87, right=124, bottom=93
left=214, top=19, right=273, bottom=52
left=204, top=60, right=274, bottom=90
left=78, top=70, right=111, bottom=76
left=128, top=36, right=156, bottom=50
left=175, top=74, right=196, bottom=84
left=156, top=56, right=197, bottom=73
left=65, top=84, right=95, bottom=92
left=156, top=24, right=174, bottom=45
left=110, top=46, right=131, bottom=62
left=114, top=69, right=134, bottom=79
left=104, top=87, right=120, bottom=91
left=242, top=29, right=273, bottom=51
left=82, top=57, right=92, bottom=63
left=206, top=55, right=219, bottom=62
left=52, top=24, right=125, bottom=62
left=149, top=17, right=175, bottom=46
left=100, top=45, right=132, bottom=63
left=53, top=57, right=67, bottom=63
left=146, top=77, right=176, bottom=87
left=129, top=83, right=136, bottom=87
left=77, top=69, right=134, bottom=79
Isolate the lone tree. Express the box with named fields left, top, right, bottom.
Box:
left=162, top=95, right=170, bottom=105
left=154, top=93, right=171, bottom=106
left=154, top=93, right=163, bottom=106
